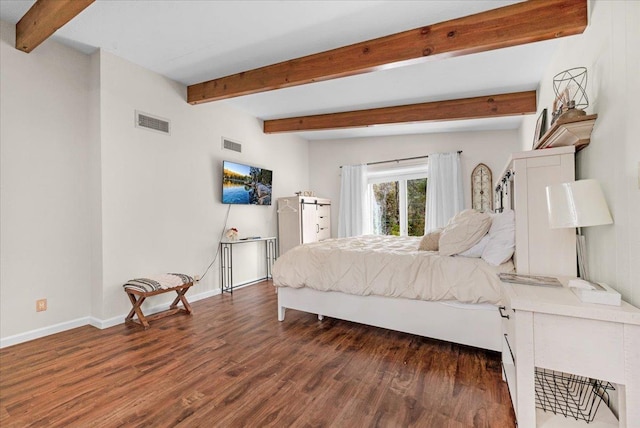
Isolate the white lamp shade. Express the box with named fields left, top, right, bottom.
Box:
left=546, top=179, right=613, bottom=228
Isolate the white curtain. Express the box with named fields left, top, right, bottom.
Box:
left=338, top=164, right=369, bottom=237
left=425, top=152, right=464, bottom=233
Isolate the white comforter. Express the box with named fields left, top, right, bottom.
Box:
left=272, top=235, right=514, bottom=305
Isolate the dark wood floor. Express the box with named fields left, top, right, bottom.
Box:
left=0, top=281, right=515, bottom=427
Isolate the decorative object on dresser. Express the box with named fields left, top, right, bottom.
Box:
left=535, top=66, right=596, bottom=151
left=277, top=196, right=331, bottom=255
left=551, top=67, right=589, bottom=123
left=546, top=179, right=613, bottom=281
left=471, top=163, right=492, bottom=212
left=532, top=108, right=547, bottom=149
left=225, top=227, right=239, bottom=241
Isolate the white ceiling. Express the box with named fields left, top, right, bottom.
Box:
left=0, top=0, right=561, bottom=140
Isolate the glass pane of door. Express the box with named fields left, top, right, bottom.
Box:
left=407, top=178, right=427, bottom=236
left=371, top=181, right=399, bottom=235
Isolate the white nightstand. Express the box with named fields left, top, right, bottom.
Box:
left=500, top=277, right=640, bottom=428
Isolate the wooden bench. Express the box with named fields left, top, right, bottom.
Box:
left=123, top=273, right=195, bottom=329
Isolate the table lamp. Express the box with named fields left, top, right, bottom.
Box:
left=546, top=179, right=613, bottom=280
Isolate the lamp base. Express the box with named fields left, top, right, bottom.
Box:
left=576, top=234, right=589, bottom=280
left=569, top=280, right=621, bottom=306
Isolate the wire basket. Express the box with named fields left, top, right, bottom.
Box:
left=535, top=368, right=615, bottom=423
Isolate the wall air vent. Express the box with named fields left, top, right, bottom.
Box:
left=222, top=137, right=242, bottom=153
left=135, top=111, right=170, bottom=135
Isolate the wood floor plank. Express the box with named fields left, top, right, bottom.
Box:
left=0, top=281, right=515, bottom=427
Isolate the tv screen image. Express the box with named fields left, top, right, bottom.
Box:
left=222, top=161, right=273, bottom=205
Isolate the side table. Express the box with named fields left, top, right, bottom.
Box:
left=220, top=237, right=277, bottom=293
left=500, top=277, right=640, bottom=427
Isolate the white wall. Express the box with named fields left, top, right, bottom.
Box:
left=0, top=22, right=310, bottom=343
left=95, top=50, right=309, bottom=320
left=308, top=130, right=520, bottom=237
left=88, top=48, right=104, bottom=320
left=518, top=0, right=639, bottom=306
left=0, top=21, right=92, bottom=338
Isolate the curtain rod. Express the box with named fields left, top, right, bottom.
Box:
left=340, top=151, right=462, bottom=168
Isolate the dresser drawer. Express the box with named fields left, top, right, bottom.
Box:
left=318, top=215, right=330, bottom=229
left=317, top=227, right=331, bottom=241
left=318, top=204, right=330, bottom=217
left=318, top=206, right=330, bottom=240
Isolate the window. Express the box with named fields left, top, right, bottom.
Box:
left=368, top=164, right=427, bottom=236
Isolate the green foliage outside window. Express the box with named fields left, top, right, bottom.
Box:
left=371, top=178, right=426, bottom=236
left=371, top=182, right=399, bottom=235
left=407, top=178, right=427, bottom=236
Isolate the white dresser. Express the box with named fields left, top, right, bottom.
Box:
left=496, top=146, right=576, bottom=277
left=277, top=196, right=331, bottom=255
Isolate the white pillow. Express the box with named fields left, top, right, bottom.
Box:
left=439, top=209, right=492, bottom=256
left=481, top=209, right=515, bottom=266
left=458, top=234, right=491, bottom=258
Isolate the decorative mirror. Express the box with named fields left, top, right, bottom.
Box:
left=471, top=163, right=493, bottom=212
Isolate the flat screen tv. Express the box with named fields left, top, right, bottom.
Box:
left=222, top=160, right=273, bottom=205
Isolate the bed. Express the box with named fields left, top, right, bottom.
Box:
left=272, top=233, right=515, bottom=352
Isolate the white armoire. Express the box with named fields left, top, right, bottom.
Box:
left=496, top=146, right=577, bottom=277
left=277, top=196, right=331, bottom=255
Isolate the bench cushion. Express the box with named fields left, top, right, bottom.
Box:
left=123, top=273, right=194, bottom=293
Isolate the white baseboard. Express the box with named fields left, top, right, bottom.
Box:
left=0, top=287, right=221, bottom=349
left=0, top=317, right=91, bottom=349
left=90, top=287, right=221, bottom=329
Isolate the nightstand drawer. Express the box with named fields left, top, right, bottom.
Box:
left=533, top=313, right=625, bottom=382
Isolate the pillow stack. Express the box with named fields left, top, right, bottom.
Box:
left=438, top=209, right=492, bottom=256
left=417, top=209, right=516, bottom=266
left=480, top=209, right=515, bottom=266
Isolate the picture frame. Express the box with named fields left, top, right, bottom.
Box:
left=532, top=108, right=547, bottom=149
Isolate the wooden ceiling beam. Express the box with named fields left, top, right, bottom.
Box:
left=263, top=91, right=537, bottom=133
left=16, top=0, right=94, bottom=53
left=188, top=0, right=586, bottom=105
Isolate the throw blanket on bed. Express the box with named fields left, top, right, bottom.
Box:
left=272, top=235, right=514, bottom=305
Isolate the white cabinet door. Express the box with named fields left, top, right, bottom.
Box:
left=278, top=197, right=331, bottom=254
left=498, top=147, right=576, bottom=277
left=301, top=202, right=319, bottom=244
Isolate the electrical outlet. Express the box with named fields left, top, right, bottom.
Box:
left=36, top=299, right=47, bottom=312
